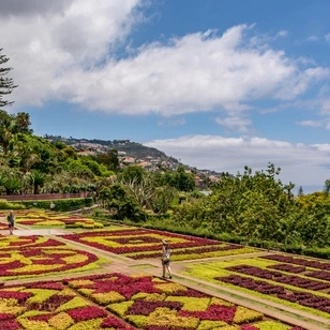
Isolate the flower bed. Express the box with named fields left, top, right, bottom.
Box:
left=15, top=211, right=104, bottom=229
left=65, top=273, right=302, bottom=329
left=0, top=236, right=106, bottom=280
left=0, top=278, right=134, bottom=329
left=0, top=222, right=17, bottom=230
left=261, top=254, right=330, bottom=271
left=0, top=273, right=303, bottom=329
left=61, top=228, right=257, bottom=261
left=183, top=257, right=330, bottom=320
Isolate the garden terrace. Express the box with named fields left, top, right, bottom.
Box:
left=0, top=272, right=305, bottom=330
left=61, top=228, right=257, bottom=261
left=0, top=235, right=106, bottom=280
left=182, top=255, right=330, bottom=322
left=14, top=211, right=104, bottom=230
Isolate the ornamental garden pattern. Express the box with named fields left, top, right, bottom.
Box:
left=0, top=210, right=320, bottom=329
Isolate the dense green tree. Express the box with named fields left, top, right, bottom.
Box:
left=10, top=134, right=40, bottom=173
left=12, top=112, right=33, bottom=135
left=0, top=48, right=17, bottom=108
left=165, top=166, right=195, bottom=192
left=120, top=165, right=144, bottom=184
left=0, top=110, right=14, bottom=154
left=100, top=183, right=145, bottom=221
left=171, top=163, right=300, bottom=244
left=151, top=186, right=178, bottom=214
left=94, top=149, right=119, bottom=172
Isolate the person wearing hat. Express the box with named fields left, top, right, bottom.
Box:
left=161, top=239, right=172, bottom=279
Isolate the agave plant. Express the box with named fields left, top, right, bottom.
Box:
left=3, top=175, right=21, bottom=195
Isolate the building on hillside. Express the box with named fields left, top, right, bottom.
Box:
left=122, top=157, right=135, bottom=165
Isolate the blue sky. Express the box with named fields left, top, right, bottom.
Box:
left=1, top=0, right=330, bottom=192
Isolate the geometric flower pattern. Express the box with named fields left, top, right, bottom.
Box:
left=62, top=228, right=256, bottom=261
left=183, top=256, right=330, bottom=320
left=0, top=236, right=104, bottom=280
left=63, top=273, right=302, bottom=329
left=0, top=273, right=301, bottom=329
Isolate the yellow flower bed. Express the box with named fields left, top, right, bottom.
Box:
left=67, top=318, right=103, bottom=330
left=107, top=300, right=134, bottom=317
left=56, top=296, right=89, bottom=313
left=165, top=296, right=210, bottom=311
left=48, top=312, right=74, bottom=330
left=25, top=289, right=58, bottom=304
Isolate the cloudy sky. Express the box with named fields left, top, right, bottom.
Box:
left=1, top=0, right=330, bottom=193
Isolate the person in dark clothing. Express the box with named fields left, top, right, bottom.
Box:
left=161, top=239, right=173, bottom=279
left=7, top=210, right=14, bottom=235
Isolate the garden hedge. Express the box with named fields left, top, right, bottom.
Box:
left=16, top=197, right=93, bottom=212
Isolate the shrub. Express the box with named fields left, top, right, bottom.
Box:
left=0, top=199, right=26, bottom=210
left=17, top=198, right=93, bottom=212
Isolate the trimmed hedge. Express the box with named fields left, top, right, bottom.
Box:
left=0, top=199, right=26, bottom=210
left=17, top=197, right=93, bottom=212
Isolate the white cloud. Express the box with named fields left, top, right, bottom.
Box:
left=52, top=25, right=329, bottom=116
left=297, top=120, right=322, bottom=127
left=325, top=34, right=330, bottom=42
left=307, top=35, right=319, bottom=41
left=145, top=135, right=330, bottom=190
left=1, top=5, right=329, bottom=118
left=215, top=116, right=252, bottom=132
left=0, top=0, right=74, bottom=17
left=1, top=0, right=143, bottom=106
left=277, top=30, right=288, bottom=37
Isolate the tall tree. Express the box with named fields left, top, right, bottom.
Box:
left=0, top=48, right=17, bottom=108
left=0, top=110, right=14, bottom=154
left=13, top=112, right=33, bottom=135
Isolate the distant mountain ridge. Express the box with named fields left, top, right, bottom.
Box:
left=44, top=135, right=222, bottom=186
left=45, top=135, right=178, bottom=162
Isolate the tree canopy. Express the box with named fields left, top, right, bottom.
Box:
left=0, top=48, right=17, bottom=108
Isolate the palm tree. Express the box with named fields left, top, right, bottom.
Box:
left=3, top=175, right=21, bottom=195
left=11, top=136, right=40, bottom=173
left=29, top=170, right=45, bottom=194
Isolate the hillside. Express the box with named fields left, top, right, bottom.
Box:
left=44, top=135, right=222, bottom=186
left=45, top=135, right=178, bottom=163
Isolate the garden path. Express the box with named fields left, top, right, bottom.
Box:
left=0, top=219, right=328, bottom=329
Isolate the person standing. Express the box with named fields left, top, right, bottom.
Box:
left=7, top=210, right=15, bottom=235
left=161, top=239, right=172, bottom=279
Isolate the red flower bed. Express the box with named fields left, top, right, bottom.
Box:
left=262, top=254, right=330, bottom=271
left=0, top=313, right=15, bottom=321
left=0, top=320, right=21, bottom=330
left=268, top=263, right=306, bottom=274
left=127, top=300, right=182, bottom=315
left=226, top=265, right=330, bottom=291
left=179, top=305, right=237, bottom=322
left=101, top=315, right=136, bottom=329
left=0, top=291, right=32, bottom=303
left=67, top=273, right=161, bottom=300
left=217, top=273, right=330, bottom=313
left=68, top=306, right=107, bottom=322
